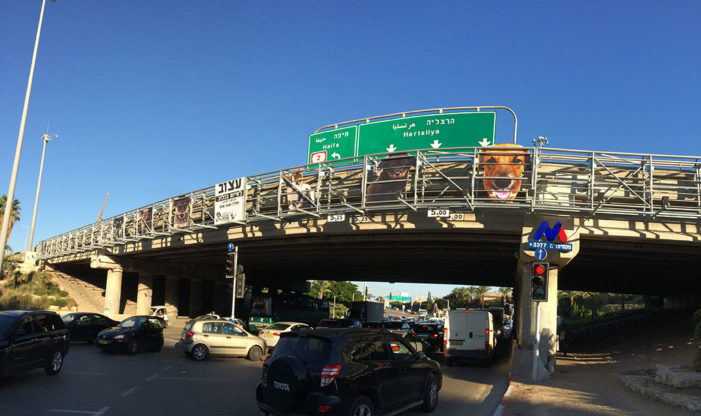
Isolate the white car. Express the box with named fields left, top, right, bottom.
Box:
left=257, top=321, right=310, bottom=352
left=178, top=318, right=265, bottom=361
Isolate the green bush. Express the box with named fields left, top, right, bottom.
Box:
left=49, top=298, right=67, bottom=307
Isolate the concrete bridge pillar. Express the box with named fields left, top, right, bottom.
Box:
left=90, top=255, right=124, bottom=319
left=104, top=268, right=123, bottom=318
left=136, top=273, right=154, bottom=315
left=165, top=276, right=180, bottom=320
left=513, top=215, right=580, bottom=381
left=189, top=278, right=203, bottom=317
left=212, top=281, right=227, bottom=315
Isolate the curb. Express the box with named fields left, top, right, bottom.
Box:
left=493, top=372, right=513, bottom=416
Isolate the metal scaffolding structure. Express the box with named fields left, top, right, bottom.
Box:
left=37, top=147, right=701, bottom=260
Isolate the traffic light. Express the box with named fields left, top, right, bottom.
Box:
left=225, top=253, right=235, bottom=279
left=235, top=272, right=246, bottom=298
left=530, top=262, right=549, bottom=302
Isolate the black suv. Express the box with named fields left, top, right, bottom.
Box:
left=0, top=310, right=70, bottom=380
left=257, top=328, right=442, bottom=416
left=411, top=323, right=443, bottom=354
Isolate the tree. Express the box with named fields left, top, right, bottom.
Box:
left=473, top=286, right=490, bottom=308
left=309, top=280, right=332, bottom=299
left=309, top=280, right=362, bottom=304
left=498, top=287, right=512, bottom=305
left=0, top=195, right=21, bottom=243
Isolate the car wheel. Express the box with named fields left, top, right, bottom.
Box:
left=191, top=344, right=208, bottom=361
left=127, top=339, right=139, bottom=355
left=45, top=351, right=64, bottom=375
left=348, top=395, right=373, bottom=416
left=247, top=345, right=263, bottom=361
left=420, top=374, right=439, bottom=412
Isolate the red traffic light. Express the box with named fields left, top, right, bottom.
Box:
left=534, top=264, right=545, bottom=275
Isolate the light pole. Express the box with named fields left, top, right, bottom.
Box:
left=27, top=133, right=56, bottom=251
left=0, top=0, right=50, bottom=274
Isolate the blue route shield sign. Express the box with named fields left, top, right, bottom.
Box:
left=535, top=247, right=547, bottom=261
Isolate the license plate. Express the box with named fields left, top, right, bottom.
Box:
left=451, top=341, right=463, bottom=346
left=98, top=340, right=109, bottom=345
left=265, top=334, right=273, bottom=338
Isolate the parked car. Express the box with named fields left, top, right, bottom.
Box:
left=178, top=318, right=265, bottom=361
left=316, top=318, right=362, bottom=329
left=257, top=321, right=310, bottom=352
left=96, top=316, right=165, bottom=355
left=62, top=312, right=118, bottom=343
left=257, top=328, right=442, bottom=415
left=0, top=310, right=70, bottom=379
left=150, top=305, right=169, bottom=327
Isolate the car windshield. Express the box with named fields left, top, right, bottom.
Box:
left=273, top=335, right=331, bottom=365
left=267, top=323, right=291, bottom=331
left=62, top=314, right=77, bottom=323
left=0, top=315, right=16, bottom=338
left=413, top=324, right=438, bottom=334
left=118, top=317, right=146, bottom=328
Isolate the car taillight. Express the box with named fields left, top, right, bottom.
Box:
left=320, top=364, right=341, bottom=387
left=259, top=331, right=264, bottom=335
left=263, top=355, right=271, bottom=368
left=186, top=331, right=194, bottom=338
left=432, top=333, right=438, bottom=338
left=273, top=333, right=280, bottom=336
left=318, top=405, right=332, bottom=413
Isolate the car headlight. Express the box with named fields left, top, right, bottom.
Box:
left=114, top=334, right=125, bottom=340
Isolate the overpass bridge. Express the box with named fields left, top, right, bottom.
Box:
left=36, top=145, right=701, bottom=380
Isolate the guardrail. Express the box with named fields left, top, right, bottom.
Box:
left=37, top=147, right=701, bottom=260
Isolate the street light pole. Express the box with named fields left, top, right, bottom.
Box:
left=27, top=133, right=55, bottom=251
left=0, top=0, right=49, bottom=274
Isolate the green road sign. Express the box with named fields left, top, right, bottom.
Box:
left=308, top=125, right=357, bottom=164
left=357, top=112, right=495, bottom=156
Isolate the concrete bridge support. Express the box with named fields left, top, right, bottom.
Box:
left=513, top=215, right=580, bottom=381
left=165, top=276, right=180, bottom=320
left=136, top=273, right=154, bottom=315
left=189, top=278, right=203, bottom=317
left=104, top=268, right=123, bottom=318
left=213, top=281, right=227, bottom=315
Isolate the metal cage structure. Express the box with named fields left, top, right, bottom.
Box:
left=37, top=147, right=701, bottom=260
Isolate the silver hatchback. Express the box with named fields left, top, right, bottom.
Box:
left=178, top=319, right=266, bottom=361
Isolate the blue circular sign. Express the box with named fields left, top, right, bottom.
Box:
left=535, top=247, right=547, bottom=261
left=227, top=243, right=235, bottom=253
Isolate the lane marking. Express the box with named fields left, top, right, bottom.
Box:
left=121, top=387, right=138, bottom=397
left=154, top=376, right=230, bottom=382
left=64, top=370, right=106, bottom=376
left=162, top=365, right=172, bottom=371
left=48, top=411, right=96, bottom=415
left=95, top=407, right=110, bottom=416
left=146, top=373, right=159, bottom=382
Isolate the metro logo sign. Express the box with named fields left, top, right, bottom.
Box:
left=533, top=221, right=568, bottom=243
left=527, top=221, right=573, bottom=252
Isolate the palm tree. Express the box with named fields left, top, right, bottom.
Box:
left=311, top=280, right=332, bottom=299
left=499, top=287, right=512, bottom=305
left=0, top=195, right=21, bottom=243
left=473, top=286, right=490, bottom=308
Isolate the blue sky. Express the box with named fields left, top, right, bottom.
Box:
left=1, top=1, right=699, bottom=298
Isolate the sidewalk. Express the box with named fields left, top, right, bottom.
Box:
left=498, top=352, right=696, bottom=416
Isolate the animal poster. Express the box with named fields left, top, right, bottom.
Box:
left=113, top=216, right=124, bottom=239
left=173, top=197, right=191, bottom=228
left=215, top=177, right=247, bottom=225
left=478, top=144, right=530, bottom=201
left=366, top=154, right=416, bottom=202
left=138, top=207, right=152, bottom=234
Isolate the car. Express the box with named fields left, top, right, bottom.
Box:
left=184, top=311, right=222, bottom=327
left=61, top=312, right=119, bottom=343
left=257, top=328, right=442, bottom=415
left=316, top=318, right=362, bottom=329
left=257, top=321, right=310, bottom=352
left=96, top=316, right=165, bottom=355
left=178, top=318, right=266, bottom=361
left=0, top=310, right=70, bottom=380
left=411, top=323, right=444, bottom=353
left=150, top=305, right=169, bottom=327
left=380, top=320, right=412, bottom=333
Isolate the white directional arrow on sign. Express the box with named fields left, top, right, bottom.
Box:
left=331, top=152, right=341, bottom=159
left=386, top=144, right=397, bottom=152
left=430, top=140, right=442, bottom=149
left=479, top=138, right=491, bottom=147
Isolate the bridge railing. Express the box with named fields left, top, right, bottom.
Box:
left=37, top=147, right=701, bottom=259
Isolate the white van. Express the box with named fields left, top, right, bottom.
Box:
left=443, top=309, right=496, bottom=366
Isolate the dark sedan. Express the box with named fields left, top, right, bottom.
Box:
left=62, top=313, right=119, bottom=343
left=96, top=316, right=165, bottom=355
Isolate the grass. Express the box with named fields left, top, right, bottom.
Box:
left=0, top=271, right=76, bottom=310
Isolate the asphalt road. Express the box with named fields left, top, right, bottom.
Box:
left=0, top=326, right=510, bottom=416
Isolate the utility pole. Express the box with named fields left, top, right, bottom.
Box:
left=28, top=133, right=56, bottom=251
left=0, top=0, right=50, bottom=274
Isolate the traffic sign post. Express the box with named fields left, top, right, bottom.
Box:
left=308, top=125, right=358, bottom=164
left=534, top=247, right=547, bottom=261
